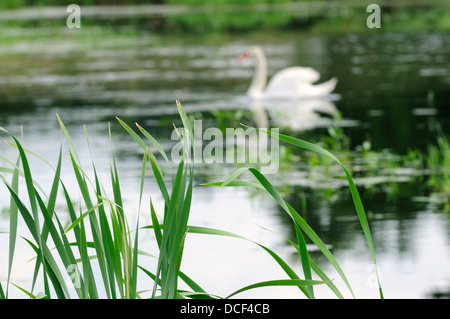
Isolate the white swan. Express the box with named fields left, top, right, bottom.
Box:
left=240, top=45, right=338, bottom=99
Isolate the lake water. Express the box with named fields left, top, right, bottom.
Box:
left=0, top=22, right=449, bottom=299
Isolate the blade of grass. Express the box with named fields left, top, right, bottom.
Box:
left=130, top=217, right=139, bottom=299
left=116, top=117, right=150, bottom=152
left=110, top=159, right=124, bottom=226
left=61, top=183, right=92, bottom=299
left=40, top=147, right=62, bottom=248
left=154, top=160, right=185, bottom=299
left=122, top=102, right=195, bottom=299
left=53, top=210, right=86, bottom=298
left=146, top=224, right=322, bottom=298
left=45, top=146, right=62, bottom=217
left=109, top=201, right=125, bottom=298
left=138, top=265, right=162, bottom=297
left=116, top=117, right=164, bottom=174
left=148, top=153, right=170, bottom=205
left=176, top=100, right=193, bottom=142
left=150, top=199, right=162, bottom=249
left=226, top=279, right=327, bottom=299
left=61, top=183, right=82, bottom=246
left=151, top=103, right=195, bottom=299
left=36, top=191, right=71, bottom=275
left=21, top=232, right=69, bottom=299
left=4, top=142, right=54, bottom=170
left=54, top=130, right=101, bottom=299
left=171, top=228, right=188, bottom=298
left=249, top=167, right=355, bottom=298
left=136, top=123, right=171, bottom=169
left=166, top=165, right=193, bottom=297
left=2, top=136, right=51, bottom=298
left=0, top=167, right=46, bottom=198
left=63, top=202, right=105, bottom=235
left=0, top=281, right=5, bottom=299
left=202, top=181, right=265, bottom=190
left=178, top=271, right=216, bottom=299
left=178, top=290, right=221, bottom=299
left=10, top=283, right=39, bottom=299
left=10, top=136, right=39, bottom=239
left=93, top=168, right=117, bottom=299
left=288, top=239, right=344, bottom=299
left=81, top=123, right=119, bottom=297
left=207, top=167, right=355, bottom=298
left=138, top=149, right=148, bottom=212
left=56, top=114, right=80, bottom=163
left=6, top=156, right=20, bottom=298
left=122, top=219, right=131, bottom=299
left=68, top=149, right=109, bottom=297
left=216, top=167, right=248, bottom=189
left=37, top=146, right=64, bottom=298
left=78, top=206, right=100, bottom=298
left=35, top=191, right=83, bottom=298
left=120, top=124, right=147, bottom=296
left=294, top=223, right=314, bottom=299
left=109, top=149, right=137, bottom=299
left=256, top=127, right=383, bottom=298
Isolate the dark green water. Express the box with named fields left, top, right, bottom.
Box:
left=0, top=24, right=449, bottom=298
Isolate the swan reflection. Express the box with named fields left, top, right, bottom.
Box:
left=250, top=97, right=338, bottom=132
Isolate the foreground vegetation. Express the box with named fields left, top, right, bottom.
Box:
left=0, top=101, right=382, bottom=299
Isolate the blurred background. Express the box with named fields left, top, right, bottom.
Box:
left=0, top=0, right=449, bottom=299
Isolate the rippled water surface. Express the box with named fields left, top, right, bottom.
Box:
left=1, top=24, right=449, bottom=298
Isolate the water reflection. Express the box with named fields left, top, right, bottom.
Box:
left=250, top=97, right=338, bottom=131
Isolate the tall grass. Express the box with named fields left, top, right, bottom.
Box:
left=0, top=119, right=140, bottom=299
left=117, top=101, right=196, bottom=299
left=0, top=101, right=382, bottom=299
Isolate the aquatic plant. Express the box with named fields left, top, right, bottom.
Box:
left=0, top=101, right=382, bottom=299
left=0, top=118, right=140, bottom=299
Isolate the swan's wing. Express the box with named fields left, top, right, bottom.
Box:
left=295, top=77, right=338, bottom=98
left=265, top=67, right=337, bottom=98
left=265, top=67, right=321, bottom=94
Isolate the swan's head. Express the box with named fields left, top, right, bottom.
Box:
left=239, top=45, right=264, bottom=62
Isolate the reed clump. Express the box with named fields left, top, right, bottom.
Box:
left=0, top=101, right=382, bottom=299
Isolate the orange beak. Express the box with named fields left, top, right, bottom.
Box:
left=239, top=52, right=248, bottom=61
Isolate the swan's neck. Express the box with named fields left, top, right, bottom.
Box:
left=248, top=49, right=267, bottom=98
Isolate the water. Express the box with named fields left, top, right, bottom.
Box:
left=0, top=22, right=449, bottom=299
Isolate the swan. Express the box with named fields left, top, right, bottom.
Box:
left=240, top=45, right=338, bottom=99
